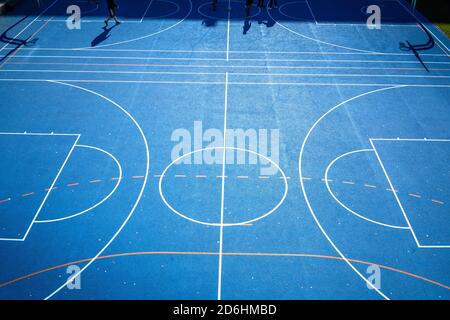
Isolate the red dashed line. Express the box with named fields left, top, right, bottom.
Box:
left=0, top=175, right=447, bottom=210
left=21, top=192, right=35, bottom=197
left=67, top=183, right=79, bottom=187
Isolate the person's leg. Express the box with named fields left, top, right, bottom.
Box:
left=258, top=0, right=264, bottom=8
left=112, top=7, right=121, bottom=23
left=245, top=0, right=252, bottom=17
left=105, top=8, right=113, bottom=25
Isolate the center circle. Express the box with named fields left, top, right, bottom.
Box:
left=159, top=146, right=288, bottom=227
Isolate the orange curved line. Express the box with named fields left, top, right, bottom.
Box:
left=0, top=251, right=449, bottom=292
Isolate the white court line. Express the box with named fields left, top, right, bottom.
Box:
left=37, top=19, right=143, bottom=23
left=23, top=134, right=81, bottom=239
left=34, top=144, right=123, bottom=223
left=324, top=148, right=409, bottom=229
left=1, top=78, right=450, bottom=87
left=0, top=0, right=60, bottom=54
left=6, top=61, right=450, bottom=71
left=8, top=54, right=450, bottom=64
left=44, top=81, right=150, bottom=300
left=298, top=86, right=410, bottom=300
left=267, top=6, right=380, bottom=54
left=268, top=0, right=450, bottom=55
left=371, top=138, right=450, bottom=142
left=370, top=137, right=450, bottom=249
left=217, top=72, right=229, bottom=301
left=3, top=69, right=450, bottom=79
left=316, top=22, right=418, bottom=27
left=0, top=131, right=80, bottom=241
left=5, top=47, right=448, bottom=56
left=304, top=0, right=317, bottom=24
left=0, top=132, right=79, bottom=136
left=369, top=138, right=422, bottom=248
left=226, top=0, right=231, bottom=61
left=141, top=0, right=155, bottom=23
left=158, top=147, right=288, bottom=227
left=395, top=0, right=449, bottom=54
left=75, top=0, right=193, bottom=50
left=0, top=16, right=55, bottom=70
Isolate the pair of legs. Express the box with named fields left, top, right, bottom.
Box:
left=247, top=0, right=278, bottom=11
left=105, top=7, right=120, bottom=25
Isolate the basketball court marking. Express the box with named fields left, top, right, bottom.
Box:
left=0, top=0, right=60, bottom=54
left=141, top=0, right=156, bottom=23
left=324, top=148, right=410, bottom=229
left=3, top=69, right=450, bottom=79
left=299, top=85, right=409, bottom=300
left=217, top=72, right=229, bottom=301
left=59, top=0, right=193, bottom=50
left=0, top=132, right=80, bottom=242
left=1, top=78, right=450, bottom=87
left=0, top=16, right=55, bottom=70
left=394, top=0, right=449, bottom=54
left=1, top=251, right=449, bottom=292
left=34, top=144, right=123, bottom=223
left=5, top=61, right=450, bottom=71
left=3, top=47, right=448, bottom=56
left=37, top=0, right=181, bottom=23
left=40, top=80, right=149, bottom=300
left=0, top=0, right=449, bottom=299
left=369, top=138, right=450, bottom=249
left=6, top=54, right=449, bottom=64
left=0, top=172, right=444, bottom=209
left=268, top=0, right=449, bottom=55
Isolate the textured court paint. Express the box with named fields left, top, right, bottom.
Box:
left=0, top=0, right=449, bottom=300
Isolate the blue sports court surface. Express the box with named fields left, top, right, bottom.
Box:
left=0, top=0, right=449, bottom=300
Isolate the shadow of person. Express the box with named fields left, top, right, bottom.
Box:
left=243, top=18, right=252, bottom=34
left=202, top=18, right=218, bottom=27
left=263, top=16, right=276, bottom=28
left=0, top=16, right=40, bottom=63
left=91, top=24, right=117, bottom=47
left=399, top=23, right=435, bottom=72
